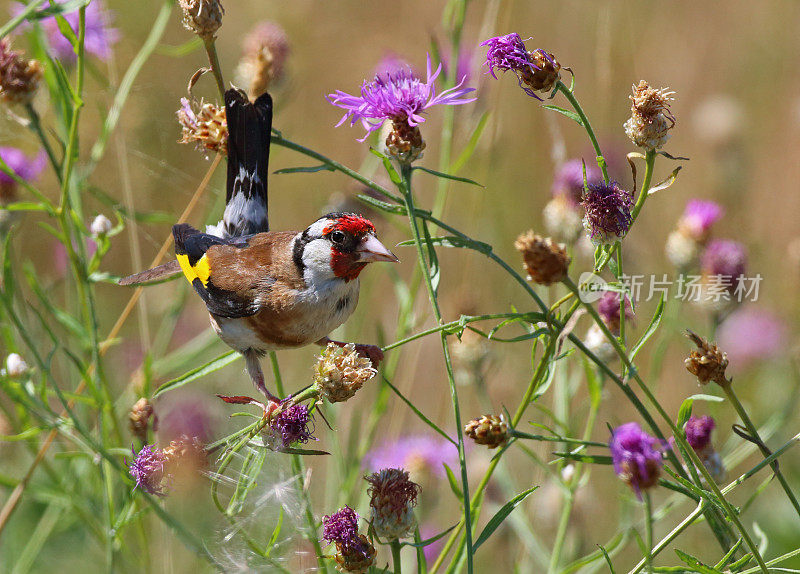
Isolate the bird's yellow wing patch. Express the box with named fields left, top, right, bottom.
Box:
left=176, top=253, right=212, bottom=287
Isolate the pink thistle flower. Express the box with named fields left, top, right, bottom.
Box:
left=366, top=435, right=458, bottom=478
left=128, top=444, right=167, bottom=496
left=684, top=415, right=715, bottom=452
left=552, top=159, right=603, bottom=204
left=717, top=308, right=787, bottom=370
left=679, top=199, right=724, bottom=242
left=609, top=422, right=668, bottom=499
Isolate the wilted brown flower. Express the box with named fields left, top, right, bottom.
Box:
left=623, top=80, right=675, bottom=150
left=236, top=21, right=290, bottom=99
left=684, top=330, right=730, bottom=387
left=514, top=231, right=570, bottom=285
left=366, top=468, right=420, bottom=540
left=0, top=40, right=43, bottom=105
left=129, top=397, right=154, bottom=443
left=313, top=343, right=377, bottom=403
left=177, top=98, right=227, bottom=155
left=334, top=534, right=376, bottom=573
left=465, top=414, right=509, bottom=449
left=178, top=0, right=223, bottom=39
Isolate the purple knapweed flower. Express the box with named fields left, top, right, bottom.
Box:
left=366, top=435, right=459, bottom=478
left=0, top=147, right=45, bottom=199
left=701, top=239, right=746, bottom=294
left=552, top=159, right=603, bottom=204
left=322, top=505, right=363, bottom=555
left=609, top=422, right=667, bottom=498
left=374, top=52, right=414, bottom=80
left=14, top=1, right=119, bottom=63
left=684, top=415, right=715, bottom=452
left=597, top=291, right=634, bottom=333
left=480, top=33, right=561, bottom=99
left=269, top=399, right=314, bottom=449
left=128, top=444, right=167, bottom=496
left=679, top=199, right=724, bottom=242
left=581, top=181, right=634, bottom=245
left=717, top=308, right=787, bottom=370
left=327, top=53, right=476, bottom=142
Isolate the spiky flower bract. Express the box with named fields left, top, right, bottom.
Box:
left=128, top=397, right=154, bottom=443
left=0, top=39, right=43, bottom=105
left=514, top=231, right=570, bottom=285
left=177, top=98, right=227, bottom=156
left=366, top=468, right=420, bottom=540
left=464, top=414, right=509, bottom=449
left=685, top=330, right=730, bottom=387
left=178, top=0, right=224, bottom=39
left=623, top=80, right=675, bottom=150
left=609, top=422, right=666, bottom=498
left=581, top=181, right=634, bottom=245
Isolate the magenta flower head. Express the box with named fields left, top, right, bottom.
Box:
left=701, top=239, right=746, bottom=294
left=679, top=199, right=724, bottom=242
left=20, top=1, right=120, bottom=63
left=269, top=399, right=314, bottom=449
left=581, top=181, right=634, bottom=245
left=0, top=147, right=45, bottom=200
left=609, top=422, right=667, bottom=498
left=323, top=505, right=376, bottom=572
left=597, top=291, right=634, bottom=333
left=128, top=444, right=167, bottom=496
left=328, top=54, right=475, bottom=162
left=684, top=415, right=715, bottom=452
left=552, top=159, right=603, bottom=204
left=480, top=33, right=561, bottom=99
left=717, top=308, right=787, bottom=370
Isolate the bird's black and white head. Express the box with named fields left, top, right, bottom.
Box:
left=293, top=212, right=398, bottom=282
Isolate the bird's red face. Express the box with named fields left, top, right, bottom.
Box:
left=322, top=214, right=398, bottom=281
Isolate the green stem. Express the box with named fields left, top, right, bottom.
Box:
left=24, top=104, right=61, bottom=179
left=629, top=149, right=657, bottom=223
left=643, top=493, right=653, bottom=572
left=399, top=163, right=473, bottom=574
left=203, top=37, right=226, bottom=99
left=556, top=81, right=609, bottom=183
left=391, top=539, right=403, bottom=574
left=722, top=384, right=800, bottom=520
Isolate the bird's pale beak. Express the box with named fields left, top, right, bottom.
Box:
left=358, top=234, right=400, bottom=263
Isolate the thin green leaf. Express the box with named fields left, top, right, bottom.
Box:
left=442, top=463, right=463, bottom=500
left=542, top=105, right=584, bottom=126
left=473, top=486, right=538, bottom=550
left=153, top=351, right=239, bottom=398
left=412, top=166, right=484, bottom=187
left=279, top=447, right=330, bottom=456
left=598, top=544, right=617, bottom=574
left=629, top=295, right=665, bottom=361
left=273, top=164, right=335, bottom=175
left=382, top=376, right=456, bottom=445
left=647, top=166, right=682, bottom=196
left=450, top=111, right=491, bottom=173
left=396, top=236, right=492, bottom=255
left=552, top=452, right=613, bottom=465
left=714, top=539, right=744, bottom=570
left=400, top=524, right=458, bottom=548
left=675, top=549, right=724, bottom=573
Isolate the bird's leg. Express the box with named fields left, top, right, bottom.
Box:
left=244, top=349, right=280, bottom=404
left=316, top=337, right=384, bottom=368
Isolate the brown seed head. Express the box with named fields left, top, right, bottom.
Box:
left=236, top=21, right=290, bottom=99
left=684, top=330, right=730, bottom=387
left=519, top=49, right=561, bottom=93
left=514, top=231, right=570, bottom=286
left=178, top=0, right=224, bottom=39
left=314, top=343, right=377, bottom=403
left=386, top=121, right=426, bottom=164
left=465, top=414, right=509, bottom=449
left=0, top=40, right=43, bottom=105
left=177, top=98, right=227, bottom=155
left=334, top=534, right=377, bottom=574
left=128, top=397, right=154, bottom=443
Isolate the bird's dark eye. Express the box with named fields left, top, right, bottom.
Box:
left=330, top=230, right=346, bottom=244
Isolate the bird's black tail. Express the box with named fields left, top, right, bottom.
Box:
left=208, top=88, right=273, bottom=238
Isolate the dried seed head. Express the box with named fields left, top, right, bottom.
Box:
left=178, top=0, right=224, bottom=39
left=623, top=80, right=675, bottom=150
left=684, top=330, right=730, bottom=387
left=314, top=343, right=377, bottom=403
left=464, top=414, right=509, bottom=449
left=385, top=121, right=426, bottom=164
left=519, top=49, right=561, bottom=94
left=366, top=468, right=420, bottom=540
left=90, top=214, right=113, bottom=237
left=0, top=40, right=43, bottom=105
left=235, top=21, right=290, bottom=99
left=177, top=98, right=227, bottom=156
left=665, top=229, right=699, bottom=269
left=514, top=231, right=570, bottom=285
left=128, top=397, right=154, bottom=443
